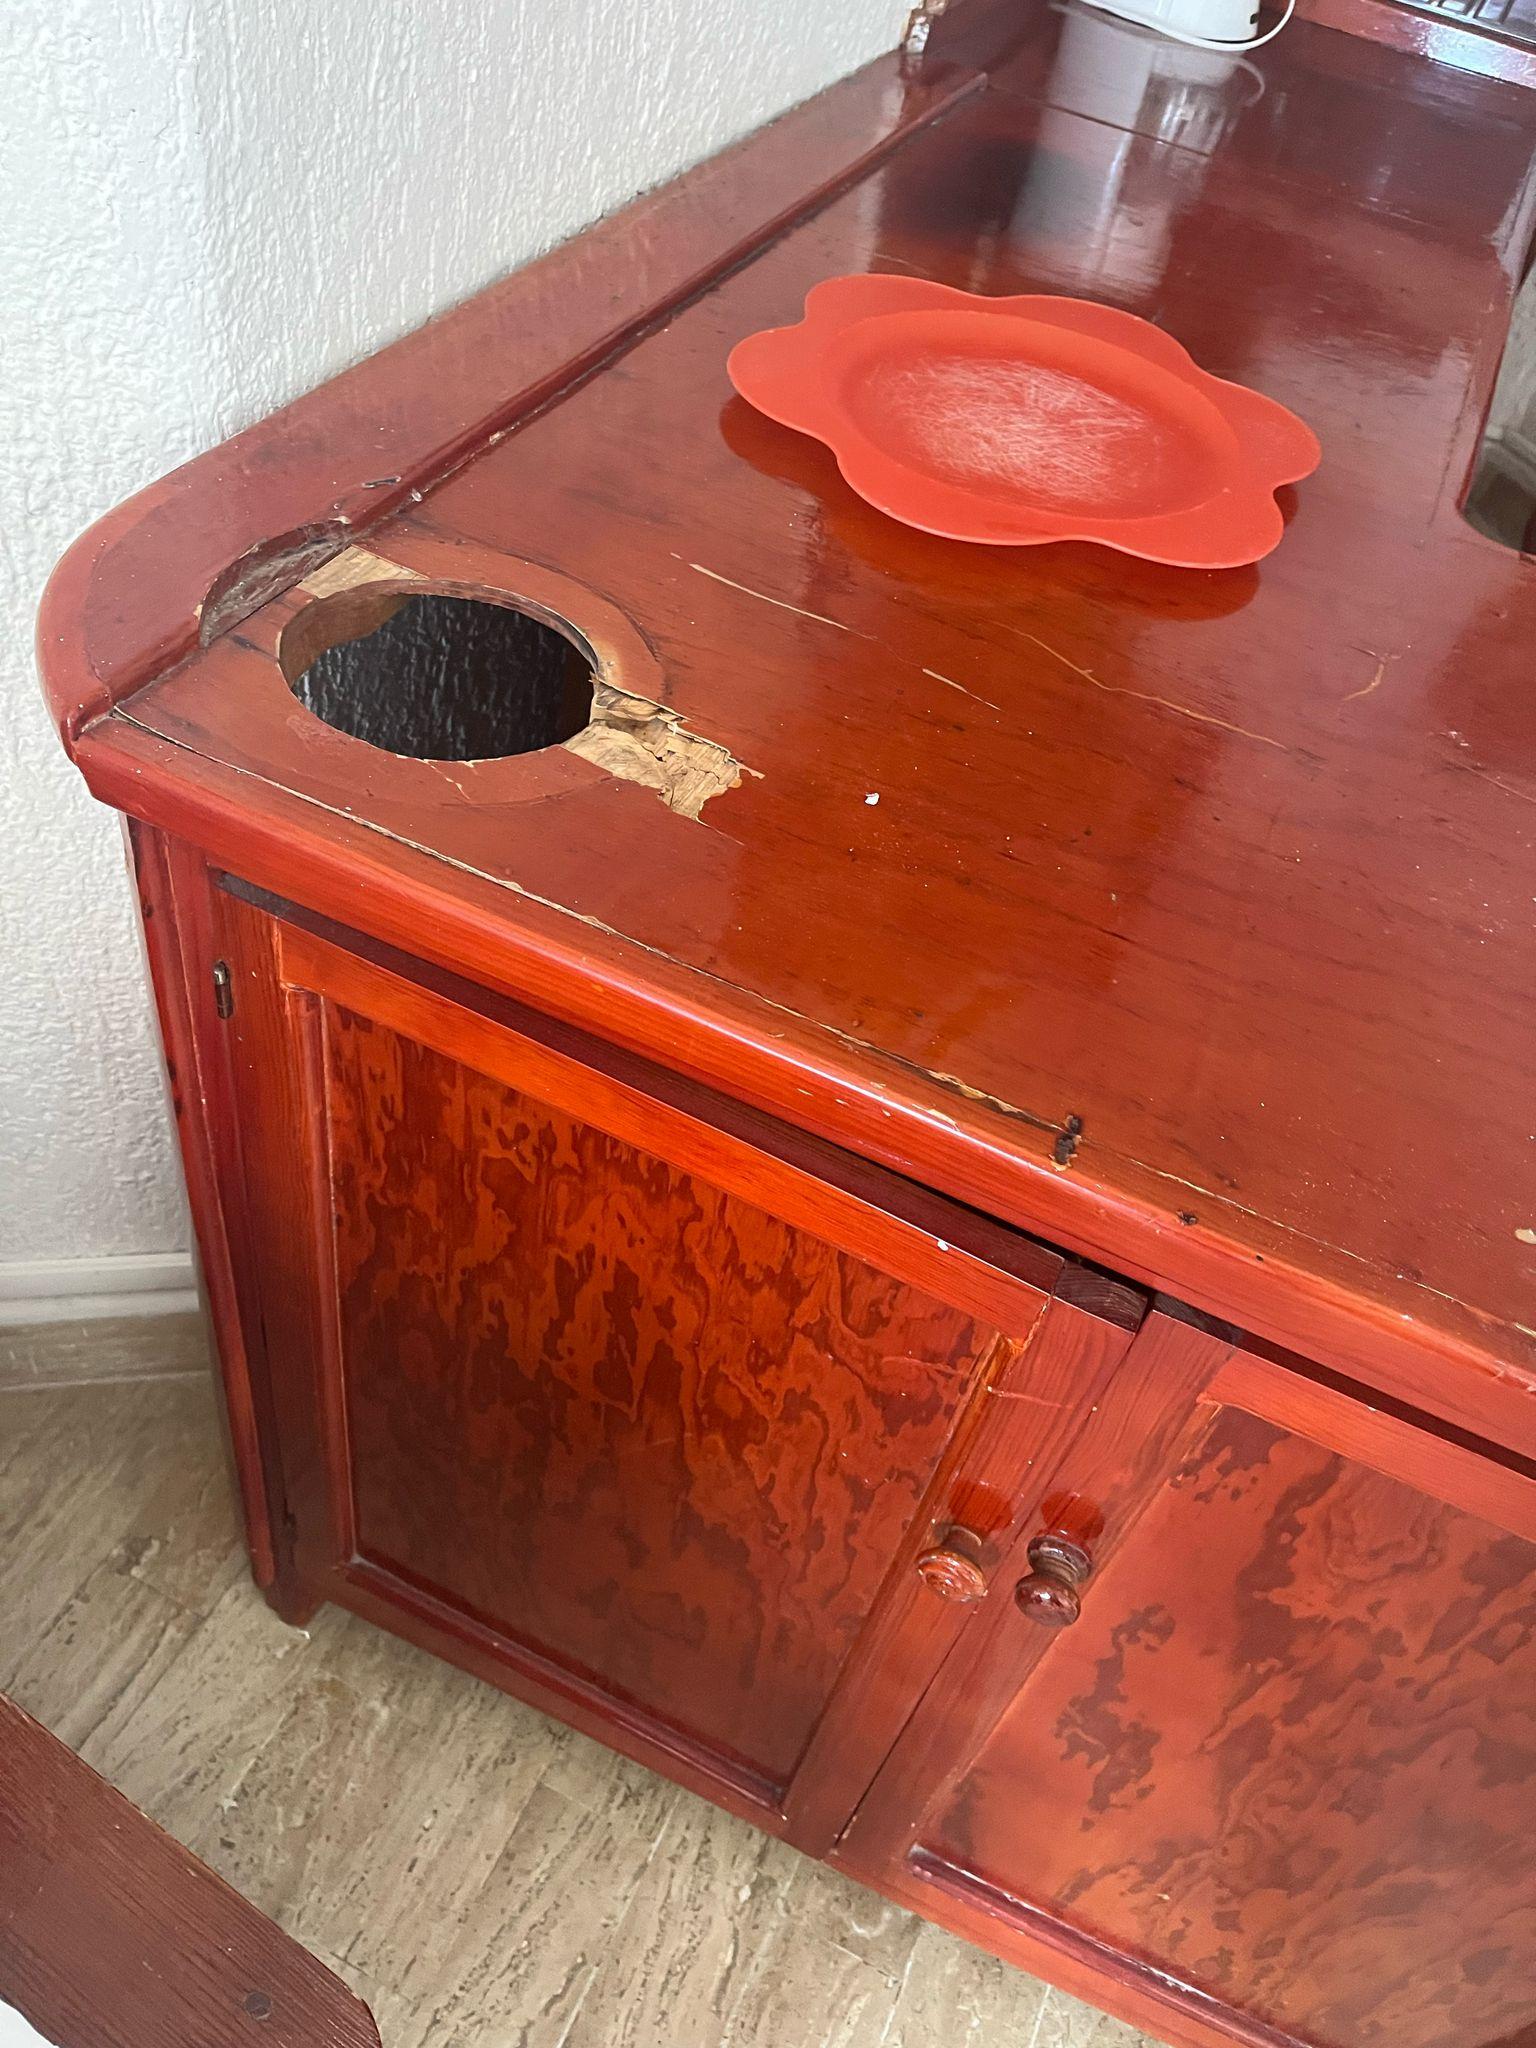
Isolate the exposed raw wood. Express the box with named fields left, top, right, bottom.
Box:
left=565, top=681, right=754, bottom=817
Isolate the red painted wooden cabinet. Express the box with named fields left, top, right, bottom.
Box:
left=40, top=3, right=1536, bottom=2043
left=127, top=836, right=1536, bottom=2048
left=177, top=856, right=1147, bottom=1850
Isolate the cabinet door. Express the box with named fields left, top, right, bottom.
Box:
left=840, top=1322, right=1536, bottom=2048
left=201, top=880, right=1145, bottom=1845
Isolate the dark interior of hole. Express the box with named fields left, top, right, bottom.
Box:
left=292, top=594, right=595, bottom=760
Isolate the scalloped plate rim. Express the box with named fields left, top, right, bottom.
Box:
left=726, top=275, right=1320, bottom=565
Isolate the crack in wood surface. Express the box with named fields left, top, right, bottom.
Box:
left=914, top=1061, right=1059, bottom=1132
left=1014, top=630, right=1289, bottom=753
left=1455, top=760, right=1536, bottom=808
left=200, top=527, right=356, bottom=645
left=1342, top=654, right=1389, bottom=705
left=678, top=558, right=877, bottom=638
left=924, top=668, right=1001, bottom=711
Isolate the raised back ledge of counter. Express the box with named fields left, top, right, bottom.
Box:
left=35, top=46, right=982, bottom=754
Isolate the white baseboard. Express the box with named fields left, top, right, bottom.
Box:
left=0, top=1253, right=200, bottom=1326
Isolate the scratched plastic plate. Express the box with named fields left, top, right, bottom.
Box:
left=727, top=275, right=1320, bottom=567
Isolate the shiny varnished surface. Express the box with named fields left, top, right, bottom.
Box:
left=924, top=1408, right=1536, bottom=2048
left=109, top=13, right=1536, bottom=1410
left=837, top=1321, right=1536, bottom=2048
left=38, top=22, right=1536, bottom=2048
left=1295, top=0, right=1536, bottom=87
left=323, top=1003, right=996, bottom=1788
left=988, top=3, right=1536, bottom=247
left=199, top=882, right=1089, bottom=1842
left=36, top=52, right=974, bottom=741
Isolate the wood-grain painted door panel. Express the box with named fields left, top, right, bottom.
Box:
left=841, top=1338, right=1536, bottom=2048
left=324, top=998, right=994, bottom=1788
left=208, top=887, right=1143, bottom=1837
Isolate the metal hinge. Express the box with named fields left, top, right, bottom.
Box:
left=212, top=959, right=234, bottom=1020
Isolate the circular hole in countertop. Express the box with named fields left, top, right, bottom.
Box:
left=287, top=590, right=595, bottom=761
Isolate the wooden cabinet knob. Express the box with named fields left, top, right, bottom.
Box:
left=1014, top=1530, right=1093, bottom=1628
left=915, top=1526, right=988, bottom=1603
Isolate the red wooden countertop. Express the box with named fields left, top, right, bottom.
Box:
left=40, top=6, right=1536, bottom=1441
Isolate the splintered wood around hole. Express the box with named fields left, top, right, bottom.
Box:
left=282, top=552, right=754, bottom=814
left=569, top=684, right=754, bottom=819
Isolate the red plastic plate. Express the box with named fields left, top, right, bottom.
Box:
left=727, top=275, right=1320, bottom=567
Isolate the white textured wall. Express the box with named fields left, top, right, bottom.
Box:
left=0, top=0, right=902, bottom=1270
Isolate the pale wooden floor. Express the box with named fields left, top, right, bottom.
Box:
left=0, top=1353, right=1165, bottom=2048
